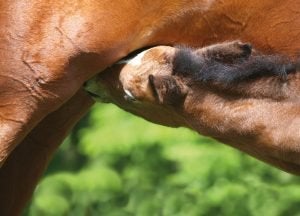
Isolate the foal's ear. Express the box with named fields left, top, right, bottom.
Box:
left=148, top=75, right=187, bottom=105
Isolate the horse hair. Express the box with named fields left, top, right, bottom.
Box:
left=172, top=47, right=299, bottom=84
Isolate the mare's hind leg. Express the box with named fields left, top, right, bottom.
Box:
left=195, top=41, right=252, bottom=63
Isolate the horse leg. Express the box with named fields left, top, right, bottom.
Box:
left=0, top=89, right=93, bottom=216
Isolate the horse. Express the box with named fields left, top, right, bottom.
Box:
left=0, top=0, right=299, bottom=215
left=86, top=41, right=300, bottom=174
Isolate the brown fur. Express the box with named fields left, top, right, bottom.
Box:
left=1, top=1, right=300, bottom=214
left=87, top=42, right=300, bottom=176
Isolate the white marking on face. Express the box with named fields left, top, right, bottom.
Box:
left=117, top=49, right=148, bottom=66
left=128, top=50, right=148, bottom=66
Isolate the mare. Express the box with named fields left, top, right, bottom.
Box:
left=86, top=41, right=300, bottom=175
left=0, top=0, right=299, bottom=215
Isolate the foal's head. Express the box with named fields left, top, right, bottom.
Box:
left=85, top=41, right=299, bottom=127
left=85, top=41, right=300, bottom=174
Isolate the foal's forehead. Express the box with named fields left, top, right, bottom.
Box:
left=117, top=46, right=176, bottom=86
left=120, top=45, right=176, bottom=67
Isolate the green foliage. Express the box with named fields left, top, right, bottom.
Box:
left=25, top=104, right=300, bottom=216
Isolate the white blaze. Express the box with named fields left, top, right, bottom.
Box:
left=117, top=49, right=148, bottom=66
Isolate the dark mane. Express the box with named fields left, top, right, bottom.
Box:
left=172, top=47, right=299, bottom=84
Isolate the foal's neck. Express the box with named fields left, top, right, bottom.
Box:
left=203, top=70, right=300, bottom=101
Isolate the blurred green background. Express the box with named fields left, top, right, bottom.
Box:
left=24, top=103, right=300, bottom=216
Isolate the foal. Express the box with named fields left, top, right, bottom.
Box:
left=85, top=41, right=300, bottom=174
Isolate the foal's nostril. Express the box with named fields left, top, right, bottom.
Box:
left=241, top=43, right=252, bottom=55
